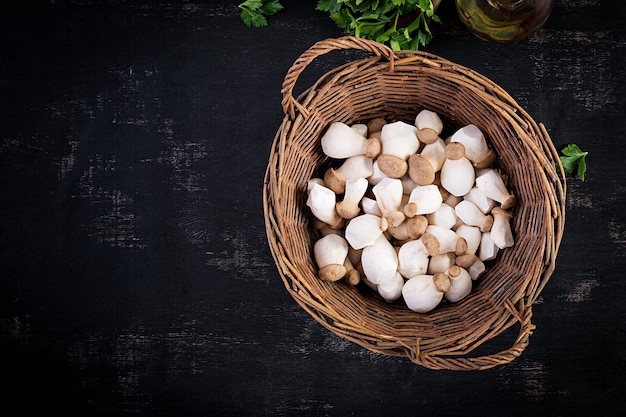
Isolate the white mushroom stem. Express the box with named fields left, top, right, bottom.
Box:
left=414, top=109, right=443, bottom=144
left=361, top=234, right=398, bottom=286
left=397, top=239, right=430, bottom=278
left=456, top=254, right=486, bottom=280
left=479, top=231, right=499, bottom=262
left=404, top=184, right=443, bottom=217
left=307, top=178, right=325, bottom=192
left=444, top=194, right=462, bottom=208
left=360, top=269, right=378, bottom=291
left=376, top=121, right=420, bottom=178
left=306, top=183, right=344, bottom=229
left=426, top=203, right=458, bottom=230
left=475, top=168, right=516, bottom=209
left=454, top=200, right=494, bottom=232
left=321, top=122, right=381, bottom=159
left=400, top=175, right=419, bottom=195
left=380, top=121, right=420, bottom=158
left=454, top=224, right=482, bottom=255
left=419, top=138, right=446, bottom=172
left=313, top=234, right=349, bottom=282
left=336, top=177, right=369, bottom=220
left=468, top=258, right=486, bottom=280
left=440, top=142, right=476, bottom=197
left=444, top=265, right=472, bottom=303
left=402, top=274, right=451, bottom=313
left=351, top=123, right=368, bottom=137
left=361, top=196, right=383, bottom=217
left=323, top=155, right=374, bottom=194
left=387, top=221, right=411, bottom=241
left=450, top=124, right=496, bottom=168
left=377, top=271, right=404, bottom=302
left=372, top=178, right=406, bottom=228
left=426, top=225, right=467, bottom=255
left=491, top=207, right=515, bottom=249
left=463, top=187, right=496, bottom=214
left=427, top=252, right=456, bottom=274
left=344, top=213, right=387, bottom=250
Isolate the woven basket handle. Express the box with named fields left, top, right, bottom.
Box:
left=281, top=36, right=396, bottom=119
left=408, top=299, right=537, bottom=370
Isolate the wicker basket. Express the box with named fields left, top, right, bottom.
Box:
left=263, top=37, right=566, bottom=370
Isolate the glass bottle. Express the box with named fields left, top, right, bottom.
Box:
left=455, top=0, right=555, bottom=43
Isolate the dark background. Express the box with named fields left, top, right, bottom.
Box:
left=1, top=0, right=625, bottom=415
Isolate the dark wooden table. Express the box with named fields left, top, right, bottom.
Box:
left=1, top=0, right=625, bottom=415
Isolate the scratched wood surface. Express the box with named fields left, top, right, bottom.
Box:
left=0, top=0, right=624, bottom=415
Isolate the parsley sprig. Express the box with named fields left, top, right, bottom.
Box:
left=559, top=143, right=588, bottom=181
left=317, top=0, right=440, bottom=51
left=238, top=0, right=284, bottom=28
left=238, top=0, right=440, bottom=50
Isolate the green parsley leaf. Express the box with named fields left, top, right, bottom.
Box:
left=559, top=143, right=588, bottom=181
left=241, top=0, right=263, bottom=12
left=317, top=0, right=343, bottom=13
left=239, top=0, right=283, bottom=28
left=241, top=1, right=440, bottom=51
left=240, top=9, right=267, bottom=27
left=261, top=0, right=284, bottom=15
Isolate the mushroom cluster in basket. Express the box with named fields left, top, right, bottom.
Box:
left=307, top=110, right=516, bottom=313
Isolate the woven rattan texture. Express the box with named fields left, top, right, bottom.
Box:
left=263, top=37, right=566, bottom=370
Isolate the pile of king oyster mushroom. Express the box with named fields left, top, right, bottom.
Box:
left=306, top=109, right=516, bottom=313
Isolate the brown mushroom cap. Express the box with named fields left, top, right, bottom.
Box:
left=343, top=257, right=361, bottom=285
left=403, top=202, right=418, bottom=218
left=445, top=142, right=466, bottom=160
left=420, top=232, right=440, bottom=257
left=407, top=154, right=435, bottom=185
left=417, top=127, right=439, bottom=144
left=455, top=237, right=468, bottom=256
left=473, top=148, right=497, bottom=169
left=433, top=273, right=451, bottom=293
left=492, top=206, right=513, bottom=219
left=335, top=200, right=361, bottom=220
left=447, top=264, right=462, bottom=278
left=376, top=154, right=408, bottom=178
left=479, top=214, right=494, bottom=233
left=323, top=167, right=345, bottom=194
left=500, top=194, right=517, bottom=210
left=456, top=253, right=478, bottom=269
left=318, top=264, right=347, bottom=282
left=407, top=215, right=429, bottom=239
left=367, top=117, right=386, bottom=134
left=364, top=137, right=382, bottom=159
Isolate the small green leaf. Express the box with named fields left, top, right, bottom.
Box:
left=261, top=0, right=284, bottom=15
left=329, top=9, right=354, bottom=30
left=577, top=155, right=587, bottom=181
left=239, top=0, right=283, bottom=27
left=240, top=0, right=263, bottom=11
left=559, top=143, right=588, bottom=181
left=317, top=0, right=343, bottom=13
left=240, top=9, right=268, bottom=27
